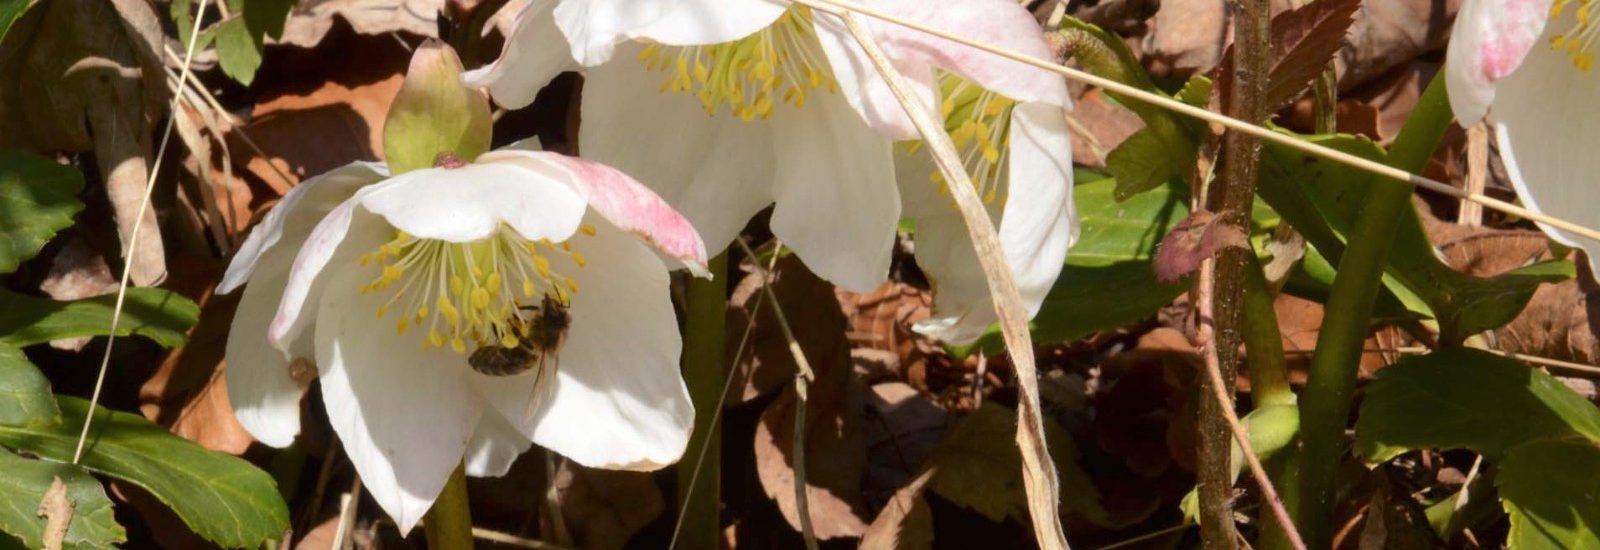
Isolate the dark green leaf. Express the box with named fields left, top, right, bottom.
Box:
left=0, top=150, right=86, bottom=274
left=0, top=0, right=30, bottom=45
left=1105, top=129, right=1184, bottom=201
left=1498, top=438, right=1600, bottom=549
left=0, top=397, right=289, bottom=548
left=0, top=289, right=198, bottom=349
left=927, top=403, right=1109, bottom=526
left=0, top=449, right=123, bottom=549
left=1355, top=348, right=1600, bottom=463
left=961, top=174, right=1189, bottom=355
left=0, top=345, right=57, bottom=427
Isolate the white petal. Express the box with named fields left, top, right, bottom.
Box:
left=220, top=162, right=387, bottom=294
left=1445, top=0, right=1553, bottom=125
left=870, top=0, right=1069, bottom=106
left=268, top=201, right=391, bottom=356
left=913, top=103, right=1076, bottom=344
left=223, top=245, right=307, bottom=448
left=812, top=9, right=934, bottom=140
left=463, top=0, right=575, bottom=110
left=1493, top=25, right=1600, bottom=280
left=471, top=216, right=693, bottom=470
left=632, top=0, right=786, bottom=46
left=768, top=93, right=899, bottom=293
left=578, top=48, right=776, bottom=252
left=357, top=163, right=587, bottom=244
left=477, top=150, right=709, bottom=276
left=464, top=410, right=534, bottom=478
left=314, top=258, right=483, bottom=534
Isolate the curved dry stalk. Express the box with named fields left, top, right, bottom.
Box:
left=812, top=8, right=1071, bottom=549
left=799, top=0, right=1600, bottom=244
left=73, top=0, right=212, bottom=464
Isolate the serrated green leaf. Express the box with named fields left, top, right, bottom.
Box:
left=1355, top=348, right=1600, bottom=463
left=214, top=17, right=262, bottom=86
left=1498, top=438, right=1600, bottom=549
left=0, top=150, right=86, bottom=275
left=1257, top=131, right=1566, bottom=341
left=0, top=449, right=124, bottom=549
left=1105, top=129, right=1184, bottom=200
left=927, top=403, right=1108, bottom=526
left=0, top=346, right=57, bottom=427
left=0, top=397, right=288, bottom=548
left=383, top=40, right=493, bottom=175
left=1174, top=75, right=1213, bottom=107
left=0, top=289, right=199, bottom=349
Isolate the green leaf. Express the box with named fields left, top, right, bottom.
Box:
left=1105, top=129, right=1184, bottom=201
left=927, top=403, right=1109, bottom=526
left=0, top=289, right=198, bottom=349
left=1498, top=438, right=1600, bottom=549
left=175, top=0, right=295, bottom=85
left=0, top=449, right=124, bottom=549
left=1354, top=348, right=1600, bottom=463
left=0, top=150, right=86, bottom=275
left=383, top=40, right=494, bottom=175
left=0, top=345, right=57, bottom=427
left=213, top=17, right=262, bottom=86
left=1257, top=131, right=1565, bottom=341
left=0, top=0, right=31, bottom=45
left=0, top=397, right=289, bottom=548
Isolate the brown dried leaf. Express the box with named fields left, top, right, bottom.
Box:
left=278, top=0, right=445, bottom=48
left=1263, top=0, right=1360, bottom=112
left=731, top=255, right=858, bottom=403
left=1154, top=210, right=1250, bottom=283
left=859, top=469, right=934, bottom=550
left=552, top=462, right=665, bottom=549
left=139, top=265, right=255, bottom=455
left=36, top=477, right=73, bottom=550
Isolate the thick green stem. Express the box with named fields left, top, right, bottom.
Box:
left=1244, top=255, right=1294, bottom=409
left=1295, top=71, right=1452, bottom=549
left=678, top=252, right=728, bottom=549
left=424, top=463, right=473, bottom=550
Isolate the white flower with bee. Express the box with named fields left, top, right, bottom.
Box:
left=218, top=41, right=708, bottom=533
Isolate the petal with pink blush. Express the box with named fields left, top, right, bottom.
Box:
left=1445, top=0, right=1553, bottom=125
left=477, top=150, right=710, bottom=277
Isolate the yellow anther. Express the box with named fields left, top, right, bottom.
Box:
left=522, top=280, right=536, bottom=298
left=500, top=332, right=519, bottom=349
left=396, top=318, right=409, bottom=335
left=471, top=287, right=491, bottom=309
left=572, top=252, right=588, bottom=268
left=567, top=279, right=580, bottom=293
left=640, top=7, right=834, bottom=120
left=579, top=224, right=598, bottom=236
left=375, top=305, right=388, bottom=319
left=451, top=337, right=466, bottom=353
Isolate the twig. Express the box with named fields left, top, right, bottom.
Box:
left=73, top=0, right=211, bottom=464
left=797, top=0, right=1600, bottom=243
left=1461, top=123, right=1488, bottom=227
left=1197, top=266, right=1308, bottom=550
left=331, top=476, right=363, bottom=550
left=470, top=527, right=568, bottom=549
left=818, top=8, right=1069, bottom=548
left=668, top=248, right=782, bottom=550
left=732, top=239, right=819, bottom=550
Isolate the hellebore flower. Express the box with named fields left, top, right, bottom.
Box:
left=1448, top=0, right=1600, bottom=276
left=465, top=0, right=1076, bottom=344
left=219, top=41, right=708, bottom=533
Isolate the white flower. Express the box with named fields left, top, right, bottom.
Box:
left=218, top=146, right=709, bottom=533
left=465, top=0, right=1077, bottom=344
left=1447, top=0, right=1600, bottom=278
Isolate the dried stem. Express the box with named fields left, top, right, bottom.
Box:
left=1195, top=1, right=1270, bottom=547
left=816, top=7, right=1070, bottom=548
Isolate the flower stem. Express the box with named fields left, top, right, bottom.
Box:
left=1295, top=70, right=1451, bottom=549
left=1243, top=255, right=1293, bottom=409
left=677, top=252, right=728, bottom=549
left=424, top=463, right=473, bottom=550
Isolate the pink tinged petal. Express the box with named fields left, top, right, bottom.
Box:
left=463, top=411, right=534, bottom=478
left=313, top=259, right=483, bottom=534
left=477, top=150, right=710, bottom=277
left=356, top=162, right=588, bottom=244
left=769, top=92, right=900, bottom=293
left=471, top=216, right=694, bottom=469
left=1492, top=28, right=1600, bottom=281
left=219, top=161, right=388, bottom=294
left=223, top=245, right=309, bottom=448
left=268, top=201, right=391, bottom=354
left=578, top=49, right=777, bottom=253
left=867, top=0, right=1070, bottom=107
left=913, top=103, right=1076, bottom=344
left=462, top=0, right=575, bottom=110
left=1446, top=0, right=1553, bottom=125
left=812, top=10, right=934, bottom=140
left=631, top=0, right=787, bottom=46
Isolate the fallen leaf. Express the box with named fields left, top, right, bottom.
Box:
left=1153, top=210, right=1250, bottom=283
left=859, top=469, right=934, bottom=550
left=551, top=461, right=665, bottom=549
left=35, top=477, right=73, bottom=550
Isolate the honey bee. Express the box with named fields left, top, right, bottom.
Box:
left=468, top=295, right=571, bottom=415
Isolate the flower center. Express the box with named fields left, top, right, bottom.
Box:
left=905, top=73, right=1017, bottom=205
left=358, top=224, right=594, bottom=353
left=637, top=6, right=838, bottom=121
left=1551, top=0, right=1600, bottom=70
